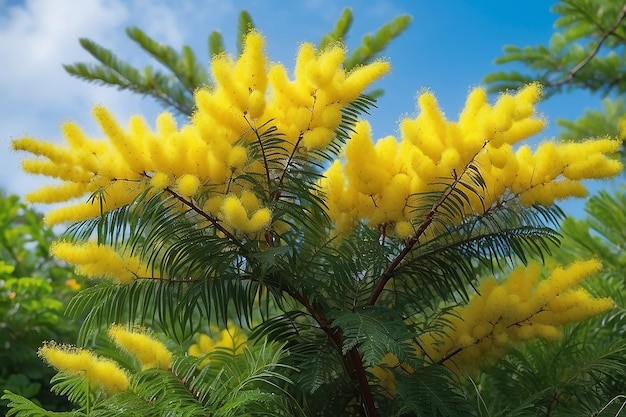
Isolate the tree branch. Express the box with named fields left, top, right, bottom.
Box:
left=287, top=287, right=378, bottom=417
left=164, top=186, right=245, bottom=249
left=549, top=4, right=626, bottom=87
left=367, top=151, right=484, bottom=306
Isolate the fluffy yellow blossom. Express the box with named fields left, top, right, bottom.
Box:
left=14, top=30, right=388, bottom=239
left=65, top=278, right=81, bottom=291
left=319, top=84, right=622, bottom=236
left=369, top=259, right=614, bottom=395
left=188, top=322, right=248, bottom=367
left=176, top=174, right=201, bottom=197
left=108, top=325, right=172, bottom=370
left=39, top=342, right=129, bottom=395
left=417, top=259, right=614, bottom=371
left=369, top=352, right=414, bottom=398
left=150, top=172, right=170, bottom=189
left=51, top=241, right=157, bottom=283
left=220, top=196, right=272, bottom=234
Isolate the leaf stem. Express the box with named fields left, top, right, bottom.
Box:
left=164, top=187, right=245, bottom=249
left=367, top=167, right=469, bottom=306
left=550, top=4, right=626, bottom=87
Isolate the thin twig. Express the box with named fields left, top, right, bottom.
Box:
left=164, top=186, right=245, bottom=249
left=550, top=4, right=626, bottom=87
left=244, top=116, right=273, bottom=194
left=275, top=131, right=304, bottom=200
left=367, top=148, right=484, bottom=306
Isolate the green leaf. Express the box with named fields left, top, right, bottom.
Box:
left=394, top=366, right=475, bottom=416
left=236, top=11, right=255, bottom=56
left=2, top=390, right=83, bottom=417
left=331, top=306, right=414, bottom=365
left=318, top=8, right=353, bottom=50
left=344, top=14, right=412, bottom=71
left=209, top=30, right=226, bottom=57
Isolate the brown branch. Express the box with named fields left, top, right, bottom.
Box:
left=275, top=130, right=304, bottom=199
left=366, top=162, right=477, bottom=306
left=550, top=4, right=626, bottom=87
left=287, top=286, right=377, bottom=417
left=348, top=347, right=378, bottom=417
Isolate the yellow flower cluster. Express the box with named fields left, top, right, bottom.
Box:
left=188, top=321, right=248, bottom=358
left=369, top=352, right=410, bottom=398
left=369, top=259, right=614, bottom=394
left=13, top=31, right=389, bottom=237
left=319, top=85, right=622, bottom=236
left=108, top=325, right=172, bottom=370
left=39, top=342, right=130, bottom=395
left=619, top=113, right=626, bottom=140
left=418, top=259, right=614, bottom=371
left=51, top=240, right=157, bottom=283
left=39, top=325, right=175, bottom=395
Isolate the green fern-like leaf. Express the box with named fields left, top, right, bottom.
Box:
left=318, top=8, right=353, bottom=50
left=2, top=391, right=84, bottom=417
left=473, top=319, right=626, bottom=417
left=236, top=11, right=255, bottom=56
left=344, top=14, right=412, bottom=71
left=331, top=306, right=415, bottom=366
left=485, top=0, right=626, bottom=98
left=394, top=365, right=475, bottom=417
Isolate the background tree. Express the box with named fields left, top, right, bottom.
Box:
left=0, top=190, right=80, bottom=413
left=478, top=1, right=626, bottom=415
left=485, top=0, right=626, bottom=160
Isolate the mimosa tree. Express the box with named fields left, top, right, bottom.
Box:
left=2, top=9, right=623, bottom=417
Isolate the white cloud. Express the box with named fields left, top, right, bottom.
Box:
left=0, top=0, right=130, bottom=194
left=0, top=0, right=237, bottom=197
left=0, top=0, right=127, bottom=104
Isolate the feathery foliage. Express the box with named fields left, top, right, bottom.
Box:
left=4, top=5, right=624, bottom=417
left=484, top=0, right=626, bottom=98
left=482, top=4, right=626, bottom=414
left=63, top=8, right=410, bottom=117
left=485, top=0, right=626, bottom=164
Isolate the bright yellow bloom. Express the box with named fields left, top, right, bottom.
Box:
left=220, top=196, right=272, bottom=234
left=39, top=342, right=129, bottom=395
left=189, top=321, right=248, bottom=357
left=108, top=325, right=172, bottom=370
left=14, top=30, right=388, bottom=240
left=176, top=174, right=201, bottom=197
left=417, top=259, right=614, bottom=371
left=65, top=278, right=81, bottom=291
left=51, top=241, right=157, bottom=283
left=188, top=322, right=248, bottom=368
left=319, top=84, right=622, bottom=237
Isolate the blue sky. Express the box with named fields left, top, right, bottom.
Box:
left=0, top=0, right=608, bottom=217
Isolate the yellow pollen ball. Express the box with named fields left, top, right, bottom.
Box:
left=395, top=221, right=414, bottom=238
left=228, top=146, right=248, bottom=170
left=176, top=174, right=200, bottom=197
left=221, top=196, right=248, bottom=229
left=302, top=127, right=334, bottom=149
left=322, top=103, right=343, bottom=128
left=108, top=325, right=172, bottom=370
left=87, top=358, right=130, bottom=394
left=248, top=208, right=272, bottom=232
left=247, top=90, right=266, bottom=119
left=151, top=172, right=170, bottom=189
